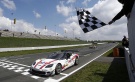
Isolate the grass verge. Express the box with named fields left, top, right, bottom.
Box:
left=0, top=37, right=88, bottom=48
left=62, top=60, right=129, bottom=82
left=62, top=61, right=110, bottom=82
left=0, top=46, right=89, bottom=58
left=61, top=46, right=129, bottom=82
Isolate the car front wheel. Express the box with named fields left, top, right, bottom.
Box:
left=55, top=64, right=62, bottom=75
left=74, top=57, right=79, bottom=65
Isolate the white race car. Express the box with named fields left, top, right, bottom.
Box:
left=89, top=45, right=97, bottom=49
left=30, top=50, right=79, bottom=76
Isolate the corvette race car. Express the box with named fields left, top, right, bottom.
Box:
left=89, top=45, right=97, bottom=49
left=30, top=50, right=79, bottom=76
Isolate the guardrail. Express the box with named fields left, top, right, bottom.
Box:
left=126, top=2, right=135, bottom=82
left=125, top=48, right=135, bottom=82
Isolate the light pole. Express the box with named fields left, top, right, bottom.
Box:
left=64, top=30, right=66, bottom=38
left=45, top=26, right=47, bottom=35
left=73, top=28, right=74, bottom=39
left=11, top=13, right=13, bottom=31
left=55, top=25, right=57, bottom=36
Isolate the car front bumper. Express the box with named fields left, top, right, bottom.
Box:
left=30, top=67, right=55, bottom=76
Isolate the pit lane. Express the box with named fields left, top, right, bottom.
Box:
left=0, top=43, right=117, bottom=82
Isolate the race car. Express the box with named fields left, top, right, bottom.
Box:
left=89, top=45, right=97, bottom=49
left=30, top=50, right=79, bottom=76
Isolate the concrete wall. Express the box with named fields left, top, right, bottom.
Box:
left=128, top=2, right=135, bottom=68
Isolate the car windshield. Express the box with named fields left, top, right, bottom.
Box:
left=47, top=53, right=66, bottom=60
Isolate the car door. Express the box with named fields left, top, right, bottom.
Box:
left=66, top=53, right=74, bottom=67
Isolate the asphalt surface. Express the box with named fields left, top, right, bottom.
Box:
left=0, top=43, right=117, bottom=82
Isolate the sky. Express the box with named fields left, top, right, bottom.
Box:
left=0, top=0, right=128, bottom=41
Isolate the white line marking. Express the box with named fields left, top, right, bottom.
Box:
left=1, top=60, right=30, bottom=67
left=21, top=72, right=30, bottom=75
left=11, top=65, right=18, bottom=68
left=43, top=77, right=58, bottom=82
left=1, top=63, right=8, bottom=65
left=60, top=73, right=68, bottom=76
left=31, top=76, right=40, bottom=79
left=8, top=64, right=13, bottom=66
left=3, top=65, right=10, bottom=68
left=8, top=67, right=15, bottom=70
left=0, top=65, right=3, bottom=66
left=14, top=69, right=22, bottom=72
left=84, top=53, right=91, bottom=56
left=12, top=57, right=31, bottom=60
left=57, top=44, right=118, bottom=82
left=17, top=67, right=25, bottom=70
left=0, top=60, right=42, bottom=80
left=24, top=69, right=29, bottom=72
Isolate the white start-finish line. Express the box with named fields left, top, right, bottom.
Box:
left=44, top=78, right=58, bottom=82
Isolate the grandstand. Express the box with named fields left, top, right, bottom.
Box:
left=0, top=30, right=78, bottom=41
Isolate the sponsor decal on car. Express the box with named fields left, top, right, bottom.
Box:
left=68, top=54, right=78, bottom=63
left=34, top=60, right=42, bottom=68
left=40, top=60, right=56, bottom=69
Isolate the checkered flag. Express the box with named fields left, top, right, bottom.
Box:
left=77, top=8, right=107, bottom=33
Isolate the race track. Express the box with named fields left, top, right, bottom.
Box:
left=0, top=43, right=117, bottom=82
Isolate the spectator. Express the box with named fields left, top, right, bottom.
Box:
left=122, top=36, right=129, bottom=48
left=108, top=0, right=135, bottom=24
left=20, top=32, right=22, bottom=35
left=13, top=33, right=14, bottom=37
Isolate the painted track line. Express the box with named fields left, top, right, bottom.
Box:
left=84, top=53, right=91, bottom=56
left=0, top=60, right=42, bottom=80
left=1, top=60, right=30, bottom=67
left=11, top=57, right=31, bottom=60
left=60, top=73, right=68, bottom=76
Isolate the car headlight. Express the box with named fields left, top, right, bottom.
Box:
left=45, top=64, right=53, bottom=68
left=32, top=62, right=36, bottom=65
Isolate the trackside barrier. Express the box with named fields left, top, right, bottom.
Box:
left=126, top=2, right=135, bottom=82
left=0, top=44, right=91, bottom=52
left=113, top=47, right=125, bottom=57
left=113, top=48, right=119, bottom=57
left=124, top=48, right=135, bottom=82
